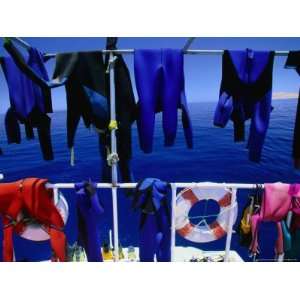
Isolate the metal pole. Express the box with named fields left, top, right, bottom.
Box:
left=43, top=49, right=290, bottom=59
left=170, top=184, right=177, bottom=261
left=108, top=52, right=119, bottom=261
left=46, top=182, right=265, bottom=190
left=224, top=188, right=237, bottom=262
left=183, top=37, right=196, bottom=51
left=53, top=187, right=59, bottom=205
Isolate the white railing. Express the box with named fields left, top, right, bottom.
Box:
left=46, top=181, right=264, bottom=262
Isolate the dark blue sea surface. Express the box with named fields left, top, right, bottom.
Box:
left=1, top=100, right=300, bottom=261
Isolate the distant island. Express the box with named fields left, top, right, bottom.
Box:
left=272, top=92, right=298, bottom=100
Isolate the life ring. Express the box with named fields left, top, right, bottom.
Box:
left=18, top=191, right=69, bottom=241
left=175, top=187, right=238, bottom=243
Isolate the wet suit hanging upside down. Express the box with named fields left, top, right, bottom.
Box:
left=134, top=49, right=193, bottom=153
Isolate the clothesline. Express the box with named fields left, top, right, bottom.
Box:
left=9, top=37, right=290, bottom=57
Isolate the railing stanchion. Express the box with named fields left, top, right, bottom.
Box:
left=108, top=52, right=119, bottom=261
left=224, top=188, right=237, bottom=262
left=170, top=184, right=177, bottom=261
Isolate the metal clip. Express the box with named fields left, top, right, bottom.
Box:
left=107, top=152, right=119, bottom=166
left=106, top=55, right=118, bottom=74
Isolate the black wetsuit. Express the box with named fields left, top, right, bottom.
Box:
left=53, top=41, right=136, bottom=182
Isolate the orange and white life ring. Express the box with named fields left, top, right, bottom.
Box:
left=175, top=187, right=238, bottom=243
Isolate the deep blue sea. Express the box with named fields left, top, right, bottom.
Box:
left=1, top=100, right=300, bottom=262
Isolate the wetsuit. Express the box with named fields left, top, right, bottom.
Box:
left=0, top=178, right=66, bottom=262
left=75, top=182, right=104, bottom=262
left=284, top=51, right=300, bottom=168
left=132, top=178, right=171, bottom=262
left=53, top=45, right=136, bottom=182
left=214, top=49, right=275, bottom=162
left=53, top=51, right=109, bottom=151
left=134, top=49, right=193, bottom=153
left=0, top=49, right=54, bottom=160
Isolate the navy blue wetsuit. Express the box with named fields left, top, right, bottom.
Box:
left=133, top=178, right=171, bottom=262
left=214, top=49, right=274, bottom=162
left=75, top=182, right=104, bottom=262
left=134, top=49, right=193, bottom=153
left=1, top=48, right=54, bottom=160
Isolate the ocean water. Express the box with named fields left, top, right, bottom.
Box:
left=1, top=100, right=300, bottom=261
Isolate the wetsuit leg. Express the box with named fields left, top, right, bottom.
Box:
left=247, top=91, right=272, bottom=162
left=66, top=83, right=83, bottom=150
left=139, top=214, right=159, bottom=262
left=134, top=50, right=160, bottom=153
left=24, top=121, right=34, bottom=140
left=180, top=91, right=193, bottom=148
left=30, top=110, right=53, bottom=160
left=5, top=108, right=21, bottom=144
left=156, top=207, right=171, bottom=262
left=162, top=49, right=183, bottom=146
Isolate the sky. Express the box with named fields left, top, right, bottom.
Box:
left=0, top=37, right=299, bottom=113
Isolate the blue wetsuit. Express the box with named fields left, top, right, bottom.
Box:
left=75, top=182, right=104, bottom=262
left=134, top=49, right=193, bottom=153
left=133, top=178, right=171, bottom=262
left=214, top=49, right=274, bottom=162
left=1, top=48, right=54, bottom=160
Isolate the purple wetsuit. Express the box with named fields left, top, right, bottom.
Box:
left=75, top=182, right=104, bottom=262
left=1, top=47, right=54, bottom=160
left=134, top=49, right=193, bottom=153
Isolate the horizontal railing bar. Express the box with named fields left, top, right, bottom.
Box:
left=43, top=49, right=289, bottom=58
left=46, top=182, right=263, bottom=189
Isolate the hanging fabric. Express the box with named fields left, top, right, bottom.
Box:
left=132, top=178, right=171, bottom=262
left=134, top=49, right=193, bottom=153
left=249, top=182, right=300, bottom=258
left=0, top=46, right=54, bottom=160
left=214, top=49, right=275, bottom=162
left=75, top=181, right=104, bottom=262
left=0, top=178, right=67, bottom=262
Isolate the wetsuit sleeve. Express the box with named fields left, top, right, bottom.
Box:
left=213, top=91, right=234, bottom=127
left=180, top=91, right=193, bottom=148
left=134, top=50, right=159, bottom=153
left=247, top=91, right=272, bottom=162
left=285, top=51, right=300, bottom=74
left=5, top=108, right=21, bottom=144
left=4, top=40, right=64, bottom=89
left=32, top=112, right=54, bottom=161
